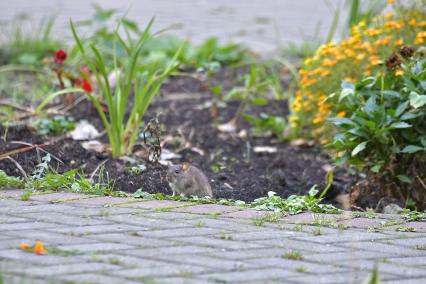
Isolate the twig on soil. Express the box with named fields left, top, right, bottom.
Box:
left=8, top=141, right=64, bottom=165
left=89, top=159, right=109, bottom=183
left=5, top=156, right=28, bottom=179
left=416, top=175, right=426, bottom=192
left=60, top=95, right=88, bottom=113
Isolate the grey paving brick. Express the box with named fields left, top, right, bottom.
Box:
left=0, top=202, right=75, bottom=214
left=336, top=260, right=426, bottom=278
left=110, top=264, right=211, bottom=279
left=306, top=250, right=398, bottom=263
left=87, top=233, right=175, bottom=247
left=386, top=256, right=426, bottom=267
left=246, top=257, right=348, bottom=274
left=293, top=231, right=391, bottom=244
left=200, top=268, right=300, bottom=282
left=180, top=236, right=267, bottom=250
left=22, top=262, right=121, bottom=277
left=135, top=211, right=205, bottom=220
left=253, top=238, right=350, bottom=253
left=81, top=253, right=167, bottom=268
left=2, top=230, right=98, bottom=245
left=55, top=242, right=135, bottom=253
left=123, top=246, right=218, bottom=258
left=227, top=230, right=310, bottom=241
left=334, top=240, right=426, bottom=257
left=137, top=227, right=225, bottom=239
left=152, top=254, right=258, bottom=270
left=29, top=192, right=89, bottom=202
left=0, top=249, right=84, bottom=265
left=380, top=236, right=426, bottom=248
left=173, top=204, right=242, bottom=214
left=48, top=223, right=141, bottom=235
left=0, top=221, right=64, bottom=231
left=153, top=277, right=209, bottom=284
left=287, top=271, right=373, bottom=284
left=56, top=273, right=141, bottom=284
left=101, top=214, right=192, bottom=229
left=16, top=211, right=111, bottom=226
left=382, top=278, right=426, bottom=284
left=0, top=216, right=31, bottom=223
left=66, top=196, right=135, bottom=206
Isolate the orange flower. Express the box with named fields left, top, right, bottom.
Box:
left=34, top=241, right=47, bottom=255
left=19, top=243, right=30, bottom=250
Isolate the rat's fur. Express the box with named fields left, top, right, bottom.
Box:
left=167, top=163, right=213, bottom=197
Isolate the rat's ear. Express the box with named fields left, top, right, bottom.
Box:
left=181, top=162, right=190, bottom=172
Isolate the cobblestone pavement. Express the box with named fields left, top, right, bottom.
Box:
left=1, top=189, right=426, bottom=284
left=0, top=0, right=345, bottom=52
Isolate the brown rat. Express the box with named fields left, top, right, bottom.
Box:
left=167, top=163, right=213, bottom=197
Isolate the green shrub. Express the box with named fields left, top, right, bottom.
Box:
left=327, top=50, right=426, bottom=207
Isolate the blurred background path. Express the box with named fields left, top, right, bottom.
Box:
left=0, top=0, right=345, bottom=52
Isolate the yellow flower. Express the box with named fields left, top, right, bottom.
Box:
left=387, top=0, right=395, bottom=4
left=337, top=111, right=346, bottom=117
left=384, top=12, right=395, bottom=19
left=395, top=69, right=404, bottom=76
left=19, top=243, right=30, bottom=250
left=395, top=39, right=404, bottom=46
left=356, top=53, right=366, bottom=61
left=313, top=116, right=324, bottom=124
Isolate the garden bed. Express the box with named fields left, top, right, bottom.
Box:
left=0, top=70, right=353, bottom=203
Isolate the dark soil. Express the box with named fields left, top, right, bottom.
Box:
left=0, top=69, right=353, bottom=203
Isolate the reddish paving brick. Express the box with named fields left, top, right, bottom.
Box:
left=30, top=192, right=89, bottom=202
left=118, top=200, right=193, bottom=209
left=222, top=209, right=272, bottom=219
left=0, top=189, right=23, bottom=198
left=173, top=204, right=241, bottom=214
left=66, top=196, right=135, bottom=206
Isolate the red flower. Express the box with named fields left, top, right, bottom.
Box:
left=54, top=49, right=67, bottom=64
left=75, top=78, right=93, bottom=93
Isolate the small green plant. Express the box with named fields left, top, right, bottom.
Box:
left=395, top=227, right=416, bottom=232
left=251, top=181, right=340, bottom=215
left=362, top=264, right=380, bottom=284
left=125, top=164, right=146, bottom=175
left=295, top=266, right=308, bottom=273
left=282, top=250, right=303, bottom=260
left=251, top=212, right=284, bottom=226
left=36, top=115, right=75, bottom=136
left=327, top=52, right=426, bottom=207
left=415, top=245, right=426, bottom=250
left=20, top=190, right=32, bottom=201
left=401, top=209, right=426, bottom=221
left=45, top=246, right=81, bottom=256
left=70, top=18, right=180, bottom=157
left=0, top=170, right=24, bottom=188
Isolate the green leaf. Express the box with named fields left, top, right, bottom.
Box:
left=409, top=92, right=426, bottom=108
left=397, top=175, right=412, bottom=184
left=401, top=145, right=424, bottom=154
left=389, top=122, right=412, bottom=129
left=371, top=164, right=381, bottom=173
left=351, top=141, right=367, bottom=157
left=395, top=101, right=409, bottom=117
left=327, top=117, right=356, bottom=126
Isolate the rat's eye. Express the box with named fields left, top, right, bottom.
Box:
left=175, top=170, right=179, bottom=174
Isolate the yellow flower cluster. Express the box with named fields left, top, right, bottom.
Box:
left=291, top=6, right=426, bottom=139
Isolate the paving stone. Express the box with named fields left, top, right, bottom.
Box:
left=334, top=240, right=426, bottom=257
left=16, top=211, right=111, bottom=226
left=66, top=196, right=136, bottom=206
left=0, top=189, right=23, bottom=198
left=306, top=250, right=397, bottom=263
left=222, top=209, right=273, bottom=219
left=206, top=247, right=308, bottom=260
left=336, top=260, right=426, bottom=278
left=0, top=202, right=77, bottom=214
left=56, top=273, right=141, bottom=284
left=245, top=257, right=348, bottom=274
left=29, top=192, right=89, bottom=202
left=118, top=200, right=194, bottom=209
left=386, top=256, right=426, bottom=267
left=181, top=218, right=266, bottom=232
left=0, top=249, right=84, bottom=265
left=293, top=231, right=390, bottom=244
left=22, top=262, right=121, bottom=277
left=123, top=246, right=218, bottom=258
left=110, top=264, right=211, bottom=279
left=87, top=233, right=175, bottom=247
left=55, top=242, right=135, bottom=253
left=387, top=222, right=426, bottom=233
left=200, top=268, right=301, bottom=282
left=102, top=214, right=192, bottom=229
left=380, top=236, right=426, bottom=247
left=48, top=223, right=141, bottom=235
left=253, top=238, right=350, bottom=253
left=139, top=211, right=207, bottom=220
left=337, top=217, right=384, bottom=229
left=382, top=278, right=426, bottom=284
left=137, top=227, right=225, bottom=239
left=173, top=204, right=242, bottom=214
left=80, top=253, right=168, bottom=268
left=287, top=271, right=373, bottom=284
left=0, top=221, right=63, bottom=231
left=2, top=230, right=98, bottom=245
left=153, top=277, right=208, bottom=284
left=180, top=236, right=267, bottom=250
left=152, top=254, right=258, bottom=270
left=0, top=216, right=31, bottom=223
left=64, top=206, right=139, bottom=217
left=226, top=230, right=309, bottom=241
